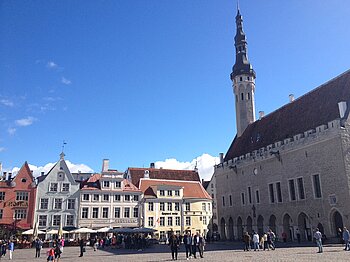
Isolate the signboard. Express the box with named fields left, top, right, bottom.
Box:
left=115, top=218, right=138, bottom=224
left=4, top=201, right=28, bottom=208
left=161, top=212, right=179, bottom=216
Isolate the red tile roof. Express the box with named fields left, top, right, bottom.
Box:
left=139, top=178, right=211, bottom=199
left=80, top=174, right=140, bottom=192
left=128, top=167, right=200, bottom=187
left=225, top=69, right=350, bottom=161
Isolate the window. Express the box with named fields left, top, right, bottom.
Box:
left=168, top=217, right=173, bottom=226
left=62, top=183, right=70, bottom=192
left=93, top=194, right=99, bottom=201
left=255, top=190, right=260, bottom=204
left=124, top=207, right=130, bottom=218
left=114, top=194, right=120, bottom=201
left=208, top=203, right=211, bottom=211
left=202, top=203, right=206, bottom=211
left=160, top=190, right=165, bottom=196
left=167, top=202, right=172, bottom=211
left=102, top=207, right=109, bottom=218
left=115, top=181, right=121, bottom=188
left=114, top=207, right=120, bottom=218
left=289, top=179, right=296, bottom=201
left=229, top=195, right=232, bottom=206
left=66, top=215, right=74, bottom=226
left=52, top=215, right=61, bottom=226
left=148, top=217, right=154, bottom=227
left=160, top=217, right=165, bottom=226
left=124, top=195, right=130, bottom=201
left=222, top=196, right=225, bottom=206
left=148, top=202, right=154, bottom=211
left=175, top=217, right=180, bottom=226
left=40, top=198, right=49, bottom=209
left=240, top=77, right=243, bottom=81
left=92, top=208, right=99, bottom=218
left=0, top=209, right=3, bottom=219
left=133, top=195, right=139, bottom=202
left=38, top=215, right=47, bottom=226
left=0, top=192, right=5, bottom=201
left=241, top=193, right=245, bottom=205
left=160, top=231, right=166, bottom=240
left=175, top=202, right=180, bottom=211
left=133, top=207, right=139, bottom=218
left=49, top=183, right=58, bottom=192
left=269, top=183, right=275, bottom=203
left=185, top=217, right=191, bottom=226
left=160, top=202, right=165, bottom=211
left=103, top=194, right=109, bottom=202
left=103, top=181, right=110, bottom=188
left=297, top=177, right=305, bottom=200
left=167, top=190, right=172, bottom=196
left=54, top=198, right=62, bottom=209
left=175, top=190, right=180, bottom=196
left=185, top=203, right=190, bottom=211
left=276, top=182, right=283, bottom=203
left=241, top=93, right=244, bottom=100
left=248, top=187, right=252, bottom=204
left=82, top=208, right=88, bottom=218
left=16, top=191, right=29, bottom=201
left=313, top=174, right=322, bottom=198
left=67, top=199, right=75, bottom=209
left=203, top=216, right=207, bottom=225
left=211, top=184, right=214, bottom=188
left=14, top=209, right=27, bottom=219
left=83, top=194, right=90, bottom=201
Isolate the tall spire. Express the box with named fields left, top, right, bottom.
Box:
left=230, top=7, right=255, bottom=81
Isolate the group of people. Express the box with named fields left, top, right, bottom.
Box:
left=46, top=238, right=64, bottom=261
left=243, top=229, right=276, bottom=251
left=181, top=232, right=205, bottom=260
left=0, top=240, right=14, bottom=260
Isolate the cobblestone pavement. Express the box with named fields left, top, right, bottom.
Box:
left=5, top=242, right=350, bottom=261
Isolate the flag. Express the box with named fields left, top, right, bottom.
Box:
left=58, top=221, right=63, bottom=239
left=33, top=221, right=38, bottom=238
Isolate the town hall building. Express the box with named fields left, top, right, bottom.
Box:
left=214, top=8, right=350, bottom=242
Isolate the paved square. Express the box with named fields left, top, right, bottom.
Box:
left=5, top=243, right=350, bottom=261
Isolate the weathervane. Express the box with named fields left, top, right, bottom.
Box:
left=62, top=140, right=67, bottom=153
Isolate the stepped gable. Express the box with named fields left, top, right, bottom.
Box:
left=224, top=70, right=350, bottom=161
left=128, top=167, right=200, bottom=187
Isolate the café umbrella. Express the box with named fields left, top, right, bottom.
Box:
left=22, top=228, right=45, bottom=235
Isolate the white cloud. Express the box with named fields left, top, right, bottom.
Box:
left=0, top=99, right=14, bottom=107
left=61, top=77, right=71, bottom=85
left=15, top=116, right=36, bottom=127
left=7, top=127, right=16, bottom=135
left=0, top=147, right=5, bottom=152
left=7, top=160, right=94, bottom=178
left=47, top=61, right=58, bottom=69
left=155, top=153, right=219, bottom=181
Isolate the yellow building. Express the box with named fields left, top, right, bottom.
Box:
left=139, top=178, right=212, bottom=240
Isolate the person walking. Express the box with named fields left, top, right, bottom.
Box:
left=243, top=232, right=251, bottom=251
left=35, top=238, right=43, bottom=258
left=342, top=227, right=350, bottom=251
left=169, top=233, right=180, bottom=260
left=199, top=234, right=205, bottom=258
left=296, top=228, right=301, bottom=244
left=8, top=241, right=14, bottom=260
left=268, top=229, right=276, bottom=250
left=263, top=233, right=269, bottom=251
left=46, top=246, right=55, bottom=262
left=314, top=228, right=323, bottom=253
left=252, top=232, right=260, bottom=251
left=190, top=233, right=197, bottom=259
left=183, top=232, right=192, bottom=260
left=79, top=238, right=85, bottom=257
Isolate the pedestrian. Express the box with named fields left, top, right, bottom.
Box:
left=252, top=232, right=260, bottom=251
left=194, top=232, right=203, bottom=258
left=8, top=240, right=14, bottom=260
left=1, top=241, right=7, bottom=258
left=54, top=244, right=62, bottom=262
left=342, top=227, right=350, bottom=251
left=47, top=246, right=55, bottom=262
left=79, top=238, right=85, bottom=257
left=243, top=232, right=251, bottom=251
left=268, top=229, right=276, bottom=250
left=199, top=234, right=205, bottom=258
left=296, top=228, right=301, bottom=244
left=190, top=233, right=197, bottom=259
left=314, top=228, right=323, bottom=253
left=282, top=232, right=287, bottom=243
left=169, top=233, right=180, bottom=260
left=183, top=232, right=192, bottom=260
left=35, top=238, right=43, bottom=258
left=263, top=233, right=269, bottom=250
left=60, top=238, right=65, bottom=252
left=259, top=234, right=264, bottom=250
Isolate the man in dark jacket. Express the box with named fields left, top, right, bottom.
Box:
left=169, top=233, right=180, bottom=260
left=79, top=238, right=85, bottom=257
left=194, top=233, right=203, bottom=258
left=35, top=238, right=42, bottom=258
left=183, top=232, right=192, bottom=260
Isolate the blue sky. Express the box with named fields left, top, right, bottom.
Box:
left=1, top=0, right=350, bottom=179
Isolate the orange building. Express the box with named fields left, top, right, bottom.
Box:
left=0, top=162, right=37, bottom=236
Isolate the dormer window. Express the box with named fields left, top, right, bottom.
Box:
left=167, top=190, right=172, bottom=196
left=21, top=178, right=27, bottom=183
left=160, top=190, right=165, bottom=196
left=49, top=183, right=58, bottom=192
left=103, top=181, right=110, bottom=188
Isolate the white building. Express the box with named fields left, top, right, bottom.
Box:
left=35, top=153, right=80, bottom=230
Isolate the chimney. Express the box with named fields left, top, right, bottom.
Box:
left=150, top=163, right=155, bottom=169
left=338, top=101, right=347, bottom=118
left=102, top=159, right=109, bottom=172
left=289, top=94, right=295, bottom=102
left=202, top=179, right=204, bottom=185
left=2, top=172, right=6, bottom=180
left=41, top=171, right=45, bottom=176
left=259, top=111, right=265, bottom=120
left=7, top=172, right=12, bottom=181
left=219, top=153, right=224, bottom=164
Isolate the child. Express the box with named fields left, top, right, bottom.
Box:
left=47, top=247, right=55, bottom=262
